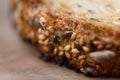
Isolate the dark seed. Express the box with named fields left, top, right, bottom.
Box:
left=63, top=30, right=73, bottom=38
left=90, top=18, right=101, bottom=22
left=74, top=41, right=83, bottom=52
left=88, top=10, right=95, bottom=14
left=89, top=50, right=116, bottom=64
left=77, top=4, right=81, bottom=7
left=81, top=67, right=99, bottom=77
left=34, top=18, right=46, bottom=30
left=49, top=41, right=55, bottom=51
left=89, top=41, right=96, bottom=51
left=54, top=30, right=62, bottom=42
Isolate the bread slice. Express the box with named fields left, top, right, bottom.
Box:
left=11, top=0, right=120, bottom=77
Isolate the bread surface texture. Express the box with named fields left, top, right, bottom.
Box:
left=11, top=0, right=120, bottom=77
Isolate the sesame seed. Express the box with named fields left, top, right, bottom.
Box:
left=43, top=39, right=49, bottom=46
left=44, top=30, right=49, bottom=37
left=78, top=55, right=86, bottom=60
left=38, top=28, right=42, bottom=34
left=93, top=41, right=101, bottom=45
left=53, top=48, right=58, bottom=55
left=38, top=40, right=43, bottom=44
left=47, top=26, right=54, bottom=33
left=38, top=34, right=46, bottom=40
left=80, top=59, right=86, bottom=68
left=71, top=32, right=77, bottom=40
left=58, top=51, right=64, bottom=56
left=71, top=43, right=75, bottom=48
left=39, top=17, right=46, bottom=23
left=42, top=46, right=50, bottom=52
left=64, top=45, right=71, bottom=51
left=79, top=37, right=84, bottom=45
left=58, top=46, right=64, bottom=51
left=71, top=48, right=79, bottom=54
left=82, top=46, right=90, bottom=53
left=65, top=52, right=71, bottom=59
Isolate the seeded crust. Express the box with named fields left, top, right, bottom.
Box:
left=11, top=0, right=120, bottom=77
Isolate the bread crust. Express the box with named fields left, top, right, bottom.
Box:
left=11, top=0, right=120, bottom=77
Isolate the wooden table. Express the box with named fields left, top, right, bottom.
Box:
left=0, top=0, right=119, bottom=80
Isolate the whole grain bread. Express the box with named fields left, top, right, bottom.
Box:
left=11, top=0, right=120, bottom=77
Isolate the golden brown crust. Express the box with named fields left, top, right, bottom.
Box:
left=12, top=0, right=120, bottom=77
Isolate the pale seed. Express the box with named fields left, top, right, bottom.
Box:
left=58, top=51, right=64, bottom=56
left=43, top=39, right=49, bottom=46
left=79, top=37, right=84, bottom=45
left=78, top=55, right=86, bottom=61
left=64, top=45, right=71, bottom=51
left=42, top=46, right=50, bottom=52
left=71, top=43, right=75, bottom=48
left=71, top=48, right=79, bottom=54
left=86, top=57, right=95, bottom=67
left=96, top=65, right=102, bottom=71
left=71, top=32, right=77, bottom=40
left=38, top=34, right=46, bottom=40
left=65, top=52, right=71, bottom=59
left=47, top=26, right=54, bottom=33
left=39, top=17, right=46, bottom=23
left=80, top=60, right=86, bottom=68
left=38, top=40, right=43, bottom=44
left=53, top=48, right=58, bottom=55
left=58, top=46, right=64, bottom=51
left=38, top=28, right=42, bottom=34
left=83, top=46, right=90, bottom=53
left=44, top=31, right=49, bottom=37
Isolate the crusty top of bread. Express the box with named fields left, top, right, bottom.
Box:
left=21, top=0, right=120, bottom=29
left=53, top=0, right=120, bottom=29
